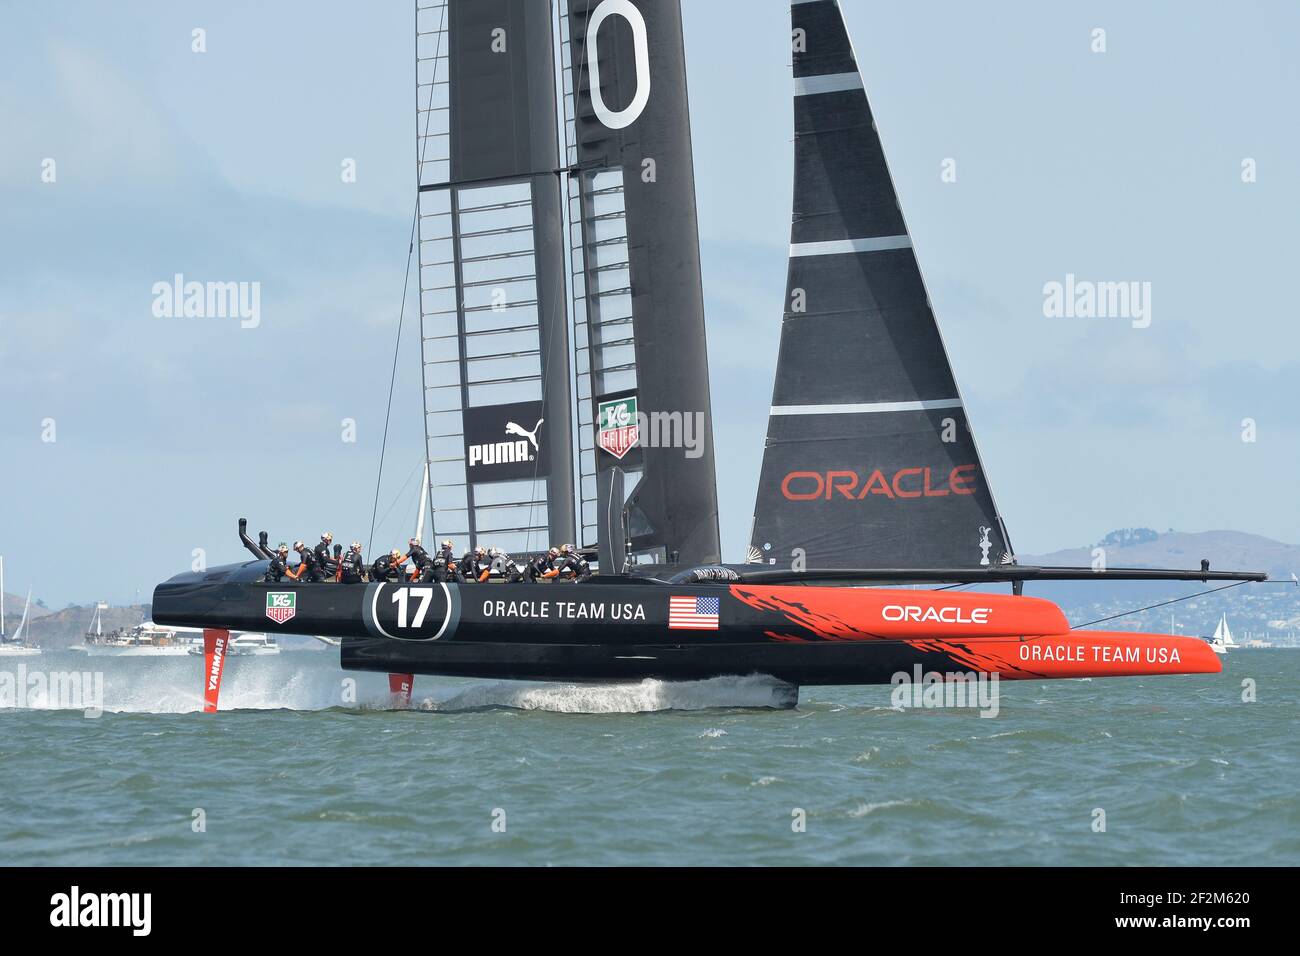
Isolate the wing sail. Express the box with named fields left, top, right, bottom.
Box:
left=563, top=0, right=721, bottom=567
left=417, top=0, right=575, bottom=554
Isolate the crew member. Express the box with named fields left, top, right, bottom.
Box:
left=265, top=543, right=291, bottom=583
left=338, top=542, right=366, bottom=584
left=285, top=541, right=320, bottom=581
left=408, top=537, right=435, bottom=583
left=474, top=547, right=498, bottom=583
left=486, top=547, right=523, bottom=583
left=434, top=539, right=463, bottom=583
left=536, top=547, right=562, bottom=580
left=371, top=548, right=407, bottom=583
left=554, top=544, right=592, bottom=582
left=460, top=545, right=487, bottom=583
left=432, top=540, right=462, bottom=583
left=524, top=549, right=555, bottom=582
left=313, top=532, right=336, bottom=581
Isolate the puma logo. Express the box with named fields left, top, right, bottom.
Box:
left=505, top=418, right=544, bottom=451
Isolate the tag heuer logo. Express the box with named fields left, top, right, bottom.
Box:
left=265, top=591, right=296, bottom=624
left=597, top=396, right=639, bottom=460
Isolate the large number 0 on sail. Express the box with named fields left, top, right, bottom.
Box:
left=563, top=0, right=721, bottom=570
left=416, top=0, right=721, bottom=570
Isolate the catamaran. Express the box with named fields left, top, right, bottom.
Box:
left=153, top=0, right=1265, bottom=708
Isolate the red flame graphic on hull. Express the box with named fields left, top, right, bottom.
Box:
left=729, top=585, right=1220, bottom=679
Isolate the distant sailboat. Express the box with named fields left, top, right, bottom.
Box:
left=0, top=585, right=42, bottom=657
left=1209, top=614, right=1237, bottom=655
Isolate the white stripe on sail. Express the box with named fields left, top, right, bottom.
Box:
left=789, top=235, right=912, bottom=257
left=771, top=399, right=963, bottom=416
left=794, top=72, right=864, bottom=96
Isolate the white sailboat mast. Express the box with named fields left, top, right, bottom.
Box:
left=415, top=461, right=430, bottom=543
left=14, top=588, right=31, bottom=643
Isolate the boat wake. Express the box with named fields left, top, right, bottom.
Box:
left=416, top=674, right=799, bottom=713
left=5, top=654, right=798, bottom=714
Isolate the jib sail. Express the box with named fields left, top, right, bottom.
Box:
left=748, top=0, right=1013, bottom=570
left=417, top=0, right=575, bottom=554
left=562, top=0, right=721, bottom=568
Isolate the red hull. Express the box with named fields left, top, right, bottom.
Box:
left=728, top=585, right=1221, bottom=679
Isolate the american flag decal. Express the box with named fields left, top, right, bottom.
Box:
left=668, top=595, right=720, bottom=630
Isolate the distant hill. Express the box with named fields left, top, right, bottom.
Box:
left=1, top=591, right=55, bottom=626
left=1021, top=529, right=1300, bottom=580
left=1017, top=529, right=1300, bottom=624
left=23, top=604, right=149, bottom=649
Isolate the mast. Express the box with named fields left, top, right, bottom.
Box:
left=416, top=0, right=576, bottom=556
left=13, top=588, right=30, bottom=644
left=1, top=555, right=5, bottom=640
left=749, top=0, right=1012, bottom=570
left=562, top=0, right=721, bottom=567
left=415, top=460, right=430, bottom=543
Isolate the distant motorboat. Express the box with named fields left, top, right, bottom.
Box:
left=187, top=633, right=280, bottom=657
left=72, top=621, right=200, bottom=657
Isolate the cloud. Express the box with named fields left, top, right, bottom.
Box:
left=0, top=41, right=198, bottom=189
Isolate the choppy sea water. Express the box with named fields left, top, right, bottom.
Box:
left=1, top=649, right=1296, bottom=866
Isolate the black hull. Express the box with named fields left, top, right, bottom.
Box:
left=340, top=635, right=948, bottom=686
left=152, top=561, right=1223, bottom=685
left=153, top=561, right=924, bottom=684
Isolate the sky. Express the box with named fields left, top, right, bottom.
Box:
left=2, top=0, right=1297, bottom=608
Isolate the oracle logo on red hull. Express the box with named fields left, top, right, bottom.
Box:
left=781, top=465, right=979, bottom=501
left=883, top=604, right=992, bottom=625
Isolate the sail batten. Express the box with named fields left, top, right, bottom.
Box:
left=773, top=399, right=963, bottom=416
left=794, top=73, right=864, bottom=95
left=749, top=0, right=1012, bottom=570
left=790, top=236, right=912, bottom=256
